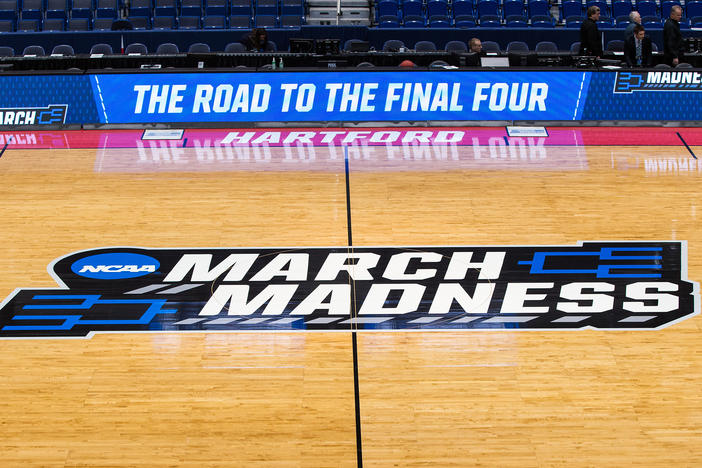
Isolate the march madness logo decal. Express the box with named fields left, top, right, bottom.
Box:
left=0, top=242, right=698, bottom=338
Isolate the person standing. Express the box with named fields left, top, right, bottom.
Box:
left=663, top=5, right=684, bottom=66
left=624, top=24, right=653, bottom=67
left=579, top=6, right=603, bottom=57
left=624, top=11, right=641, bottom=42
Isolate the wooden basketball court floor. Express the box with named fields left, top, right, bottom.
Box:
left=0, top=126, right=701, bottom=467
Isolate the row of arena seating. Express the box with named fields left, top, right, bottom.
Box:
left=0, top=14, right=304, bottom=29
left=564, top=13, right=698, bottom=27
left=376, top=13, right=700, bottom=27
left=0, top=41, right=255, bottom=55
left=0, top=0, right=305, bottom=18
left=0, top=38, right=663, bottom=56
left=376, top=0, right=701, bottom=20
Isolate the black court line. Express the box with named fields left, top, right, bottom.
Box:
left=0, top=135, right=13, bottom=159
left=344, top=146, right=364, bottom=468
left=676, top=132, right=697, bottom=159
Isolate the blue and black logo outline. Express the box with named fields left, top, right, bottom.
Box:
left=0, top=241, right=698, bottom=339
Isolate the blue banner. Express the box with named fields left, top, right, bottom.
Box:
left=91, top=71, right=590, bottom=123
left=2, top=69, right=702, bottom=126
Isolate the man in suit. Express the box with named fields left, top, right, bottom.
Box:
left=624, top=11, right=641, bottom=42
left=663, top=5, right=684, bottom=66
left=579, top=6, right=603, bottom=57
left=624, top=24, right=653, bottom=67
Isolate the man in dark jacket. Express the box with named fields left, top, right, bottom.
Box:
left=663, top=5, right=684, bottom=66
left=624, top=24, right=653, bottom=67
left=579, top=6, right=602, bottom=57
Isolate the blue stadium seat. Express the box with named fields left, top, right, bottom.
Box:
left=156, top=42, right=179, bottom=53
left=96, top=0, right=118, bottom=18
left=428, top=14, right=450, bottom=26
left=570, top=41, right=580, bottom=53
left=256, top=0, right=278, bottom=15
left=383, top=39, right=405, bottom=51
left=528, top=0, right=549, bottom=17
left=0, top=18, right=15, bottom=30
left=178, top=14, right=200, bottom=28
left=17, top=18, right=39, bottom=30
left=128, top=16, right=151, bottom=28
left=565, top=15, right=584, bottom=27
left=279, top=14, right=302, bottom=26
left=503, top=0, right=525, bottom=17
left=20, top=0, right=42, bottom=19
left=92, top=17, right=113, bottom=29
left=154, top=0, right=177, bottom=16
left=597, top=16, right=614, bottom=27
left=46, top=0, right=68, bottom=19
left=444, top=40, right=467, bottom=51
left=188, top=42, right=210, bottom=52
left=255, top=14, right=277, bottom=26
left=52, top=44, right=75, bottom=55
left=535, top=40, right=557, bottom=53
left=479, top=13, right=501, bottom=25
left=451, top=0, right=474, bottom=17
left=506, top=14, right=527, bottom=26
left=0, top=45, right=14, bottom=55
left=229, top=14, right=251, bottom=27
left=453, top=14, right=476, bottom=27
left=401, top=0, right=423, bottom=16
left=506, top=40, right=529, bottom=52
left=129, top=0, right=153, bottom=18
left=376, top=0, right=398, bottom=17
left=281, top=0, right=303, bottom=15
left=690, top=15, right=702, bottom=26
left=180, top=0, right=202, bottom=16
left=426, top=0, right=448, bottom=17
left=23, top=45, right=45, bottom=55
left=611, top=0, right=632, bottom=17
left=67, top=17, right=89, bottom=29
left=0, top=0, right=17, bottom=21
left=225, top=42, right=246, bottom=52
left=561, top=0, right=583, bottom=19
left=482, top=40, right=500, bottom=52
left=125, top=42, right=148, bottom=54
left=636, top=0, right=657, bottom=17
left=70, top=0, right=93, bottom=18
left=206, top=0, right=227, bottom=15
left=203, top=14, right=226, bottom=28
left=403, top=14, right=425, bottom=26
left=679, top=17, right=690, bottom=28
left=378, top=14, right=400, bottom=27
left=531, top=14, right=554, bottom=26
left=476, top=0, right=498, bottom=17
left=642, top=16, right=662, bottom=28
left=414, top=40, right=436, bottom=51
left=615, top=15, right=630, bottom=27
left=152, top=15, right=175, bottom=28
left=688, top=1, right=702, bottom=18
left=43, top=18, right=66, bottom=30
left=90, top=43, right=113, bottom=54
left=605, top=39, right=624, bottom=51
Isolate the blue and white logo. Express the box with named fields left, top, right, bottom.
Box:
left=71, top=252, right=160, bottom=280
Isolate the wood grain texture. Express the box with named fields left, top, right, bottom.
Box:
left=0, top=142, right=700, bottom=466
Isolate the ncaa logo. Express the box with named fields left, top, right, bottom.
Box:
left=71, top=253, right=160, bottom=280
